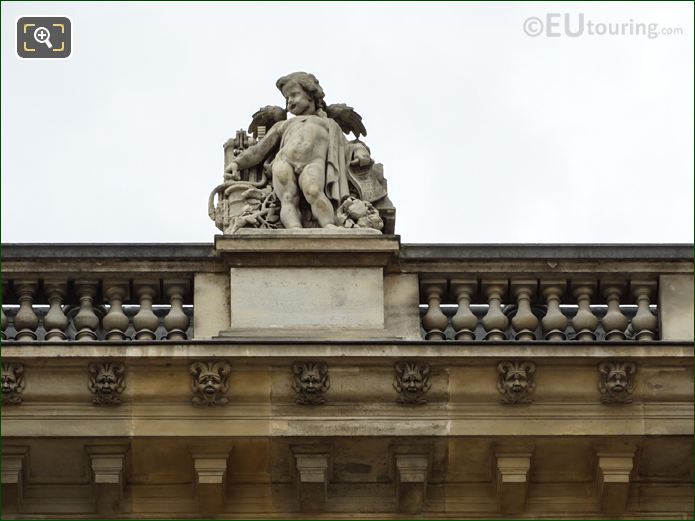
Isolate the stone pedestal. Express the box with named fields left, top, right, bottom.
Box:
left=213, top=231, right=411, bottom=340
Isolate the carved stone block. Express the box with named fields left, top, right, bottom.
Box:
left=598, top=361, right=636, bottom=405
left=88, top=362, right=125, bottom=405
left=190, top=360, right=231, bottom=406
left=497, top=361, right=536, bottom=404
left=2, top=362, right=25, bottom=405
left=393, top=361, right=431, bottom=404
left=292, top=361, right=329, bottom=405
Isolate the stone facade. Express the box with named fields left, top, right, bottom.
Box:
left=1, top=241, right=693, bottom=519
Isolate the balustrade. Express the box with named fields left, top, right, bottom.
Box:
left=1, top=278, right=193, bottom=342
left=1, top=244, right=687, bottom=344
left=418, top=276, right=662, bottom=342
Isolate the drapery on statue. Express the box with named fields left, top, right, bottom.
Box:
left=208, top=72, right=395, bottom=234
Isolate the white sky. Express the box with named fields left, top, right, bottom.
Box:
left=2, top=1, right=693, bottom=244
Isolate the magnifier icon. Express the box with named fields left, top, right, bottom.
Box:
left=33, top=26, right=53, bottom=49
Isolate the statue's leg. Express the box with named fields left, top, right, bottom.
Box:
left=272, top=160, right=302, bottom=228
left=299, top=163, right=335, bottom=228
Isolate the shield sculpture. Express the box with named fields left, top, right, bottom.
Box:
left=347, top=162, right=388, bottom=203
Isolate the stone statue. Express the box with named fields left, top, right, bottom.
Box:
left=209, top=72, right=395, bottom=234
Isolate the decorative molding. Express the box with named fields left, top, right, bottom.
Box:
left=190, top=360, right=231, bottom=406
left=292, top=361, right=329, bottom=405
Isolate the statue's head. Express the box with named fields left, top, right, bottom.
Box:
left=276, top=72, right=325, bottom=116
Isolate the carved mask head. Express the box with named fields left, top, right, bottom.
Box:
left=292, top=362, right=329, bottom=395
left=598, top=361, right=636, bottom=404
left=199, top=371, right=224, bottom=397
left=190, top=361, right=231, bottom=405
left=1, top=364, right=23, bottom=395
left=89, top=362, right=125, bottom=396
left=394, top=362, right=431, bottom=401
left=497, top=361, right=536, bottom=403
left=601, top=362, right=635, bottom=394
left=505, top=369, right=529, bottom=395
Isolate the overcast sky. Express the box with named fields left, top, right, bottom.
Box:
left=2, top=2, right=693, bottom=244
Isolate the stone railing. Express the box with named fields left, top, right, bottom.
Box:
left=1, top=242, right=692, bottom=343
left=418, top=278, right=658, bottom=341
left=1, top=244, right=209, bottom=342
left=403, top=244, right=693, bottom=343
left=2, top=280, right=193, bottom=341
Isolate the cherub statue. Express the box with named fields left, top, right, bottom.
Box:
left=224, top=72, right=377, bottom=229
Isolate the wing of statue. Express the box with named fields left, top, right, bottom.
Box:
left=325, top=103, right=367, bottom=139
left=248, top=105, right=287, bottom=135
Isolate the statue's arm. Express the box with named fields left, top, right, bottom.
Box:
left=225, top=123, right=283, bottom=173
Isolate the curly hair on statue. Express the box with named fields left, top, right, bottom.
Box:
left=276, top=72, right=327, bottom=110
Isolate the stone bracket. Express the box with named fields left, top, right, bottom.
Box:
left=595, top=451, right=635, bottom=514
left=292, top=445, right=332, bottom=512
left=389, top=443, right=432, bottom=515
left=494, top=451, right=533, bottom=514
left=395, top=453, right=430, bottom=514
left=87, top=444, right=129, bottom=514
left=1, top=446, right=29, bottom=513
left=192, top=453, right=229, bottom=515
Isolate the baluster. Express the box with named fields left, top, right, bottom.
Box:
left=14, top=281, right=38, bottom=341
left=511, top=280, right=538, bottom=341
left=540, top=281, right=568, bottom=341
left=133, top=282, right=159, bottom=340
left=601, top=281, right=628, bottom=341
left=571, top=280, right=598, bottom=341
left=481, top=281, right=508, bottom=341
left=631, top=281, right=658, bottom=341
left=420, top=279, right=448, bottom=340
left=43, top=279, right=69, bottom=341
left=450, top=279, right=478, bottom=340
left=103, top=282, right=130, bottom=341
left=164, top=281, right=190, bottom=340
left=1, top=281, right=8, bottom=340
left=74, top=281, right=99, bottom=341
